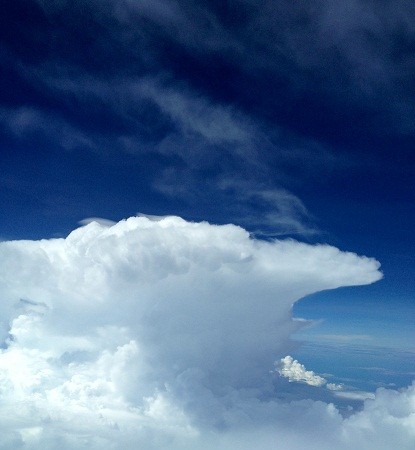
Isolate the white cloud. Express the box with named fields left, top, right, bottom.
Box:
left=275, top=355, right=344, bottom=393
left=276, top=355, right=327, bottom=387
left=0, top=216, right=412, bottom=449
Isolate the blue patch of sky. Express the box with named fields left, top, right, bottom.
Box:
left=292, top=286, right=415, bottom=391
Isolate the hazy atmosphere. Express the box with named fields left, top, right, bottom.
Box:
left=0, top=1, right=414, bottom=449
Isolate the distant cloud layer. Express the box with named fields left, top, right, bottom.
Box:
left=2, top=216, right=412, bottom=449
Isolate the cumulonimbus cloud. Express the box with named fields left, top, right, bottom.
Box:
left=0, top=216, right=412, bottom=449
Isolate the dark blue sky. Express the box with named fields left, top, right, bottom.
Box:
left=1, top=1, right=414, bottom=347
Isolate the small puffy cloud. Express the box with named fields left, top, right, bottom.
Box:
left=276, top=355, right=327, bottom=387
left=0, top=216, right=411, bottom=450
left=275, top=355, right=344, bottom=393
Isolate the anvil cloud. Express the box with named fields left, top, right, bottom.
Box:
left=2, top=217, right=412, bottom=450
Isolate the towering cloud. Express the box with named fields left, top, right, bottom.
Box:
left=1, top=216, right=410, bottom=450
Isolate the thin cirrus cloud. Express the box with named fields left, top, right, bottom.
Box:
left=2, top=1, right=353, bottom=239
left=2, top=1, right=366, bottom=240
left=2, top=216, right=413, bottom=449
left=3, top=0, right=415, bottom=163
left=1, top=64, right=321, bottom=234
left=0, top=105, right=96, bottom=152
left=0, top=76, right=319, bottom=237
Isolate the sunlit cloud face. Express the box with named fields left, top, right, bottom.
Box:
left=3, top=216, right=413, bottom=450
